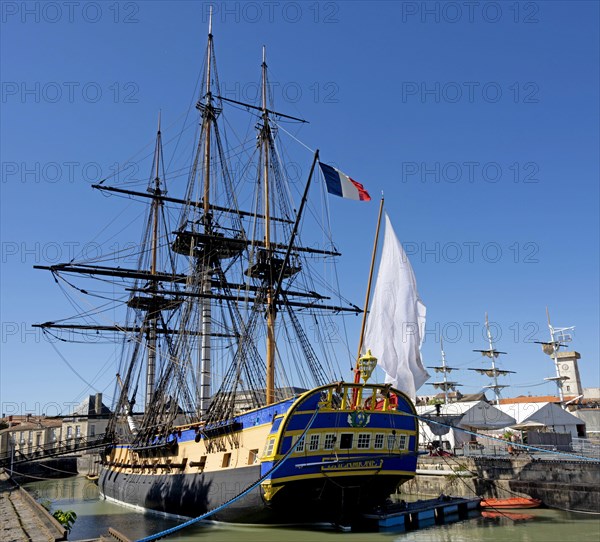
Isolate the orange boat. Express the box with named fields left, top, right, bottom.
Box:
left=480, top=497, right=542, bottom=509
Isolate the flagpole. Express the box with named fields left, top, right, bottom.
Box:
left=355, top=195, right=385, bottom=383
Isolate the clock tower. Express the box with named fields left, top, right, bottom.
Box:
left=556, top=351, right=582, bottom=396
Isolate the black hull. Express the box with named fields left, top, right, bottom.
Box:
left=99, top=465, right=411, bottom=525
left=99, top=464, right=268, bottom=523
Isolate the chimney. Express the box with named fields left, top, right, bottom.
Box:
left=95, top=393, right=102, bottom=416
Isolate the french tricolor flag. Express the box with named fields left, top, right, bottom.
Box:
left=319, top=162, right=371, bottom=202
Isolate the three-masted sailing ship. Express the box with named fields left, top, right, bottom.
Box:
left=34, top=21, right=420, bottom=526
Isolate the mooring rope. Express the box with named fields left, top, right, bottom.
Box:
left=136, top=406, right=320, bottom=542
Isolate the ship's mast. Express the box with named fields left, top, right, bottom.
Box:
left=198, top=8, right=214, bottom=417
left=261, top=46, right=276, bottom=405
left=484, top=314, right=501, bottom=402
left=540, top=307, right=575, bottom=404
left=145, top=113, right=163, bottom=408
left=427, top=337, right=461, bottom=405
left=471, top=313, right=512, bottom=405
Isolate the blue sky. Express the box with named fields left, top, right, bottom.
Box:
left=1, top=1, right=598, bottom=415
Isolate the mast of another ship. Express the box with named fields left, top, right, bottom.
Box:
left=426, top=338, right=461, bottom=405
left=471, top=313, right=511, bottom=405
left=484, top=314, right=501, bottom=403
left=537, top=307, right=575, bottom=405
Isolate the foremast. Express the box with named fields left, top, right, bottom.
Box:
left=199, top=9, right=216, bottom=418
left=145, top=113, right=164, bottom=407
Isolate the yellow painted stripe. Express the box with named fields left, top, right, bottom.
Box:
left=282, top=428, right=417, bottom=437
left=269, top=470, right=415, bottom=484
left=292, top=409, right=413, bottom=416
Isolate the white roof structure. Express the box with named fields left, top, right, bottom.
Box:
left=418, top=401, right=516, bottom=430
left=417, top=401, right=517, bottom=449
left=498, top=402, right=583, bottom=436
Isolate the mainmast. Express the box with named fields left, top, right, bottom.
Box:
left=470, top=313, right=514, bottom=405
left=261, top=46, right=276, bottom=405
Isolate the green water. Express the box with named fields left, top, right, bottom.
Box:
left=25, top=476, right=600, bottom=542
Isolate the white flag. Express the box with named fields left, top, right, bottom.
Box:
left=363, top=214, right=429, bottom=399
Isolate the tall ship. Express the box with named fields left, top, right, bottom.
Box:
left=34, top=20, right=424, bottom=527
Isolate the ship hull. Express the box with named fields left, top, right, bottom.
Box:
left=100, top=383, right=419, bottom=526
left=99, top=464, right=269, bottom=522
left=98, top=464, right=413, bottom=524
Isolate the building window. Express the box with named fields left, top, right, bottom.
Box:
left=222, top=453, right=231, bottom=468
left=323, top=434, right=336, bottom=450
left=374, top=434, right=384, bottom=449
left=398, top=435, right=408, bottom=450
left=339, top=433, right=353, bottom=449
left=295, top=436, right=305, bottom=453
left=89, top=425, right=95, bottom=437
left=19, top=433, right=25, bottom=445
left=264, top=438, right=275, bottom=456
left=308, top=434, right=320, bottom=451
left=248, top=449, right=258, bottom=464
left=36, top=433, right=42, bottom=447
left=28, top=431, right=33, bottom=445
left=51, top=429, right=57, bottom=442
left=357, top=433, right=371, bottom=449
left=66, top=426, right=73, bottom=439
left=75, top=426, right=81, bottom=438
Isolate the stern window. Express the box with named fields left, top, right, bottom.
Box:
left=357, top=433, right=371, bottom=449
left=324, top=433, right=336, bottom=450
left=264, top=438, right=275, bottom=456
left=308, top=434, right=320, bottom=451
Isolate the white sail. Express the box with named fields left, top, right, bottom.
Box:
left=363, top=213, right=429, bottom=399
